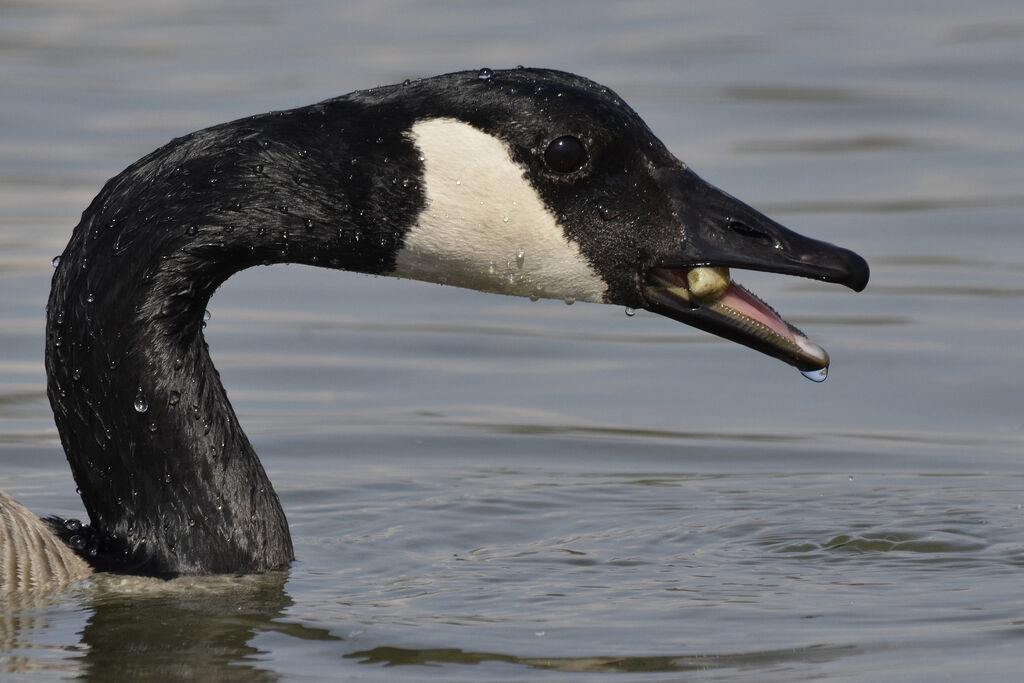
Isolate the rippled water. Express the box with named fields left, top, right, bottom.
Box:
left=2, top=1, right=1023, bottom=680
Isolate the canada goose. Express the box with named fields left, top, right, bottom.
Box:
left=1, top=68, right=868, bottom=589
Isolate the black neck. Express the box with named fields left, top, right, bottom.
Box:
left=45, top=100, right=424, bottom=574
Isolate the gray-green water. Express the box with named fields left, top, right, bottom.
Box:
left=2, top=1, right=1023, bottom=680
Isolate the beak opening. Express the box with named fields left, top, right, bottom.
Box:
left=643, top=267, right=831, bottom=373
left=640, top=168, right=869, bottom=374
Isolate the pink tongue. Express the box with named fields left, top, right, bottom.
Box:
left=716, top=283, right=798, bottom=343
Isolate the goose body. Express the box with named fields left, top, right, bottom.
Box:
left=2, top=68, right=868, bottom=587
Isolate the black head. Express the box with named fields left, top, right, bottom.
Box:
left=360, top=68, right=868, bottom=372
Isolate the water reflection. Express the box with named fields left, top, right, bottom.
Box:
left=0, top=573, right=339, bottom=680
left=346, top=642, right=861, bottom=674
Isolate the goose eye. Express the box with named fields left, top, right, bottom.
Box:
left=544, top=136, right=587, bottom=173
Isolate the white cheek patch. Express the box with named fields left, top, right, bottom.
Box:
left=394, top=118, right=607, bottom=303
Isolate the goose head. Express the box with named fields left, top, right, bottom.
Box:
left=366, top=68, right=868, bottom=373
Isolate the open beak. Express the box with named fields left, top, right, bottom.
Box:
left=641, top=166, right=869, bottom=375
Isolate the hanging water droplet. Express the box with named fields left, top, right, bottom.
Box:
left=563, top=296, right=575, bottom=306
left=529, top=293, right=540, bottom=302
left=624, top=307, right=636, bottom=317
left=488, top=260, right=496, bottom=275
left=801, top=366, right=828, bottom=383
left=51, top=255, right=61, bottom=268
left=203, top=309, right=211, bottom=323
left=168, top=390, right=181, bottom=406
left=502, top=216, right=509, bottom=223
left=477, top=67, right=494, bottom=80
left=86, top=292, right=95, bottom=303
left=55, top=310, right=65, bottom=324
left=515, top=248, right=525, bottom=269
left=72, top=368, right=82, bottom=380
left=134, top=394, right=149, bottom=413
left=148, top=422, right=158, bottom=432
left=402, top=79, right=411, bottom=86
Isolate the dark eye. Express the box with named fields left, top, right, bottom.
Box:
left=543, top=136, right=587, bottom=173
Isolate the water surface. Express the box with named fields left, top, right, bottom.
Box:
left=2, top=1, right=1023, bottom=680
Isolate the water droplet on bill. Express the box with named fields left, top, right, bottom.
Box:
left=800, top=366, right=828, bottom=383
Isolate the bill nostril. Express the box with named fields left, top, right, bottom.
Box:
left=728, top=220, right=779, bottom=248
